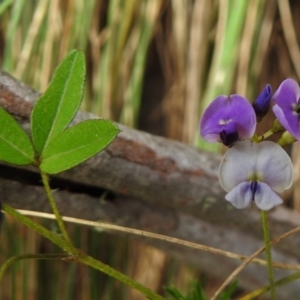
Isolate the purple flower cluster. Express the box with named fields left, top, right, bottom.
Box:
left=200, top=80, right=295, bottom=210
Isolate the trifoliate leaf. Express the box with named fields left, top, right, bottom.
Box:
left=31, top=50, right=86, bottom=155
left=0, top=107, right=35, bottom=165
left=40, top=120, right=120, bottom=174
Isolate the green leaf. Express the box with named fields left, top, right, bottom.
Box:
left=31, top=50, right=86, bottom=155
left=218, top=280, right=238, bottom=300
left=40, top=120, right=120, bottom=174
left=0, top=107, right=35, bottom=165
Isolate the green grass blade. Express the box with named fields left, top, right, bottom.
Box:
left=198, top=0, right=248, bottom=152
left=2, top=0, right=26, bottom=71
left=218, top=280, right=238, bottom=300
left=120, top=1, right=161, bottom=127
left=40, top=119, right=120, bottom=174
left=31, top=50, right=86, bottom=154
left=92, top=0, right=120, bottom=118
left=204, top=1, right=249, bottom=103
left=0, top=107, right=35, bottom=165
left=0, top=0, right=14, bottom=16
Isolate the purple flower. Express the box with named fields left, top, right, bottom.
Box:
left=253, top=84, right=272, bottom=122
left=219, top=141, right=293, bottom=210
left=273, top=78, right=300, bottom=140
left=200, top=95, right=256, bottom=147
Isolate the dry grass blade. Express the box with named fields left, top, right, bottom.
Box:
left=14, top=0, right=48, bottom=78
left=171, top=0, right=189, bottom=75
left=121, top=0, right=162, bottom=127
left=2, top=0, right=26, bottom=71
left=236, top=0, right=260, bottom=96
left=210, top=247, right=266, bottom=300
left=250, top=0, right=277, bottom=93
left=211, top=223, right=300, bottom=300
left=161, top=0, right=190, bottom=140
left=278, top=0, right=300, bottom=80
left=40, top=0, right=60, bottom=90
left=201, top=0, right=228, bottom=109
left=14, top=209, right=300, bottom=272
left=183, top=0, right=212, bottom=144
left=279, top=0, right=300, bottom=214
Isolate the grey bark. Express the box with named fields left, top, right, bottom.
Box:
left=1, top=71, right=300, bottom=298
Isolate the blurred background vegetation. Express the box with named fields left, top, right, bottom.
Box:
left=0, top=0, right=300, bottom=299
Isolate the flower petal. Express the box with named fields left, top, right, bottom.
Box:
left=273, top=78, right=300, bottom=140
left=254, top=182, right=283, bottom=210
left=218, top=141, right=257, bottom=192
left=225, top=181, right=283, bottom=210
left=200, top=95, right=256, bottom=143
left=219, top=141, right=293, bottom=194
left=219, top=121, right=239, bottom=147
left=255, top=141, right=293, bottom=192
left=225, top=182, right=253, bottom=209
left=273, top=78, right=300, bottom=109
left=253, top=84, right=272, bottom=121
left=273, top=104, right=300, bottom=140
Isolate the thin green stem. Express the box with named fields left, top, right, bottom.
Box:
left=238, top=271, right=300, bottom=300
left=256, top=129, right=274, bottom=142
left=40, top=171, right=73, bottom=246
left=277, top=131, right=297, bottom=146
left=0, top=253, right=70, bottom=283
left=2, top=204, right=165, bottom=300
left=261, top=210, right=275, bottom=299
left=77, top=255, right=165, bottom=300
left=3, top=204, right=76, bottom=253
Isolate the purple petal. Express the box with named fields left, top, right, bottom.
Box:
left=225, top=182, right=253, bottom=209
left=273, top=78, right=300, bottom=109
left=253, top=84, right=272, bottom=121
left=273, top=104, right=300, bottom=140
left=254, top=182, right=283, bottom=210
left=273, top=78, right=300, bottom=140
left=219, top=121, right=239, bottom=147
left=200, top=95, right=256, bottom=144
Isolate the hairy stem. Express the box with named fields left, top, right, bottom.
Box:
left=2, top=204, right=165, bottom=300
left=261, top=210, right=275, bottom=299
left=40, top=171, right=73, bottom=246
left=238, top=271, right=300, bottom=300
left=0, top=253, right=70, bottom=283
left=256, top=129, right=274, bottom=142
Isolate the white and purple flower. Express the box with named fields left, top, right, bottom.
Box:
left=218, top=141, right=293, bottom=210
left=273, top=78, right=300, bottom=140
left=200, top=95, right=256, bottom=147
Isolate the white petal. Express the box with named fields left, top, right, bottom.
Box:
left=219, top=141, right=257, bottom=192
left=219, top=141, right=293, bottom=194
left=225, top=182, right=253, bottom=209
left=254, top=182, right=283, bottom=210
left=256, top=141, right=293, bottom=192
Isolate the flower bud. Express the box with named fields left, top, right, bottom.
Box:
left=278, top=131, right=297, bottom=147
left=252, top=84, right=272, bottom=122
